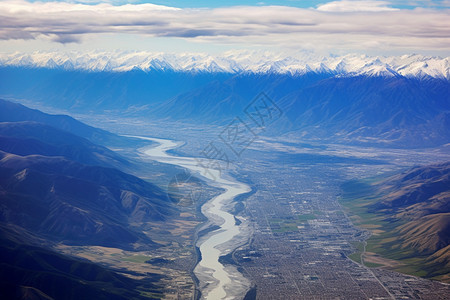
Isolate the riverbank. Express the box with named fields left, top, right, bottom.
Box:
left=132, top=136, right=252, bottom=300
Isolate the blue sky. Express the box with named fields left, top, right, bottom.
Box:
left=1, top=0, right=449, bottom=56
left=25, top=0, right=450, bottom=9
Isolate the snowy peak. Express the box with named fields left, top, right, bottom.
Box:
left=0, top=51, right=448, bottom=79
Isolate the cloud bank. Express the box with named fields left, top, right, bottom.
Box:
left=316, top=0, right=398, bottom=12
left=0, top=0, right=449, bottom=53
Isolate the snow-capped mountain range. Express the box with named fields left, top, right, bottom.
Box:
left=0, top=51, right=449, bottom=79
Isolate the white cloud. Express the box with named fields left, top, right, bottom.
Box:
left=0, top=0, right=448, bottom=53
left=317, top=1, right=399, bottom=12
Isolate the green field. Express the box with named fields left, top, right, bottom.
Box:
left=123, top=255, right=153, bottom=263
left=364, top=262, right=384, bottom=268
left=297, top=214, right=317, bottom=222
left=269, top=214, right=317, bottom=233
left=139, top=291, right=164, bottom=299
left=348, top=241, right=364, bottom=264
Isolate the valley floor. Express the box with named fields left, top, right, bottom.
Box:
left=73, top=116, right=450, bottom=299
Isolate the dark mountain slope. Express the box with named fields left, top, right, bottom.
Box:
left=371, top=162, right=450, bottom=216
left=0, top=121, right=128, bottom=168
left=340, top=162, right=450, bottom=282
left=0, top=98, right=119, bottom=145
left=0, top=101, right=172, bottom=249
left=0, top=225, right=163, bottom=300
left=0, top=100, right=175, bottom=298
left=0, top=150, right=171, bottom=249
left=397, top=213, right=450, bottom=253
left=278, top=76, right=450, bottom=147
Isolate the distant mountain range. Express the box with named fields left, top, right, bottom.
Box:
left=0, top=52, right=449, bottom=148
left=1, top=51, right=448, bottom=79
left=341, top=162, right=450, bottom=282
